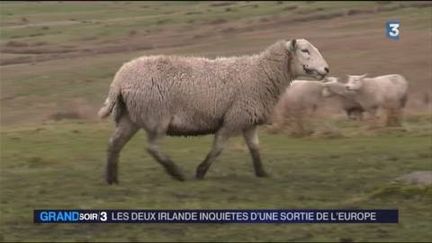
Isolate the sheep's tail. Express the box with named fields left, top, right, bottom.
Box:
left=97, top=87, right=119, bottom=119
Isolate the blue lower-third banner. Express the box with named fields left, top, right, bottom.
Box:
left=34, top=209, right=398, bottom=223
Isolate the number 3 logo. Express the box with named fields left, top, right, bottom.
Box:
left=100, top=212, right=107, bottom=222
left=388, top=23, right=399, bottom=37
left=386, top=20, right=400, bottom=40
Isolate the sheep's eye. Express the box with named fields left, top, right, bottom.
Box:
left=301, top=49, right=310, bottom=54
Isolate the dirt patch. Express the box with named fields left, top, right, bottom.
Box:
left=295, top=7, right=324, bottom=15
left=346, top=8, right=375, bottom=16
left=48, top=111, right=83, bottom=121
left=0, top=43, right=154, bottom=65
left=185, top=11, right=202, bottom=15
left=209, top=2, right=236, bottom=7
left=2, top=46, right=76, bottom=54
left=5, top=41, right=28, bottom=47
left=1, top=29, right=204, bottom=66
left=0, top=95, right=19, bottom=101
left=0, top=56, right=34, bottom=66
left=208, top=18, right=227, bottom=25
left=46, top=99, right=98, bottom=121
left=283, top=6, right=298, bottom=11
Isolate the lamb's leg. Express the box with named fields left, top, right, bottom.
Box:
left=356, top=110, right=364, bottom=121
left=243, top=126, right=269, bottom=177
left=367, top=107, right=379, bottom=127
left=394, top=108, right=402, bottom=126
left=106, top=115, right=138, bottom=184
left=147, top=130, right=185, bottom=181
left=386, top=107, right=402, bottom=127
left=196, top=129, right=229, bottom=179
left=345, top=109, right=353, bottom=120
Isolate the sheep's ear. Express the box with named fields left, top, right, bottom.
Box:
left=287, top=39, right=297, bottom=52
left=360, top=73, right=368, bottom=79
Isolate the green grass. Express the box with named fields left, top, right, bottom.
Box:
left=1, top=119, right=431, bottom=242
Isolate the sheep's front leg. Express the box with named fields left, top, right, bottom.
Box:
left=147, top=131, right=185, bottom=181
left=106, top=115, right=138, bottom=184
left=243, top=126, right=268, bottom=177
left=196, top=129, right=230, bottom=179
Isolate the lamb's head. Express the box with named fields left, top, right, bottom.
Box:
left=287, top=39, right=329, bottom=80
left=322, top=77, right=354, bottom=97
left=346, top=74, right=367, bottom=91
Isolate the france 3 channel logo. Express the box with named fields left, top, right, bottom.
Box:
left=35, top=210, right=107, bottom=223
left=386, top=20, right=400, bottom=40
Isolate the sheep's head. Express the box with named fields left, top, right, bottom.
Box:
left=346, top=74, right=367, bottom=91
left=287, top=39, right=329, bottom=80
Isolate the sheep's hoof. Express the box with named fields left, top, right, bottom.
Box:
left=195, top=166, right=208, bottom=180
left=171, top=173, right=186, bottom=181
left=106, top=164, right=119, bottom=184
left=165, top=166, right=186, bottom=181
left=256, top=171, right=269, bottom=178
left=106, top=176, right=119, bottom=185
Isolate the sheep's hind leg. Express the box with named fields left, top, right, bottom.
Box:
left=196, top=129, right=230, bottom=179
left=106, top=115, right=138, bottom=184
left=243, top=126, right=268, bottom=177
left=147, top=129, right=185, bottom=181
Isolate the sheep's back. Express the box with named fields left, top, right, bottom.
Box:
left=363, top=75, right=408, bottom=105
left=285, top=80, right=324, bottom=106
left=114, top=55, right=244, bottom=132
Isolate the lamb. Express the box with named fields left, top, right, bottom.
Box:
left=272, top=78, right=364, bottom=133
left=322, top=77, right=365, bottom=120
left=323, top=74, right=408, bottom=126
left=98, top=39, right=329, bottom=184
left=345, top=74, right=408, bottom=126
left=271, top=80, right=326, bottom=134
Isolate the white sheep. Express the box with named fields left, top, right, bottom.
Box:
left=323, top=74, right=408, bottom=126
left=345, top=74, right=408, bottom=126
left=272, top=78, right=364, bottom=134
left=98, top=39, right=329, bottom=184
left=322, top=77, right=365, bottom=120
left=271, top=80, right=325, bottom=134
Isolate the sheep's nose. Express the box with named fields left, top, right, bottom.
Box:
left=324, top=67, right=329, bottom=74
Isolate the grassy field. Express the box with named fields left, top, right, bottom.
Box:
left=1, top=1, right=432, bottom=242
left=1, top=117, right=431, bottom=242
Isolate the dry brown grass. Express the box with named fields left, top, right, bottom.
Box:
left=47, top=99, right=98, bottom=121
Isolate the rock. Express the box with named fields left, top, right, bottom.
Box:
left=396, top=171, right=432, bottom=186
